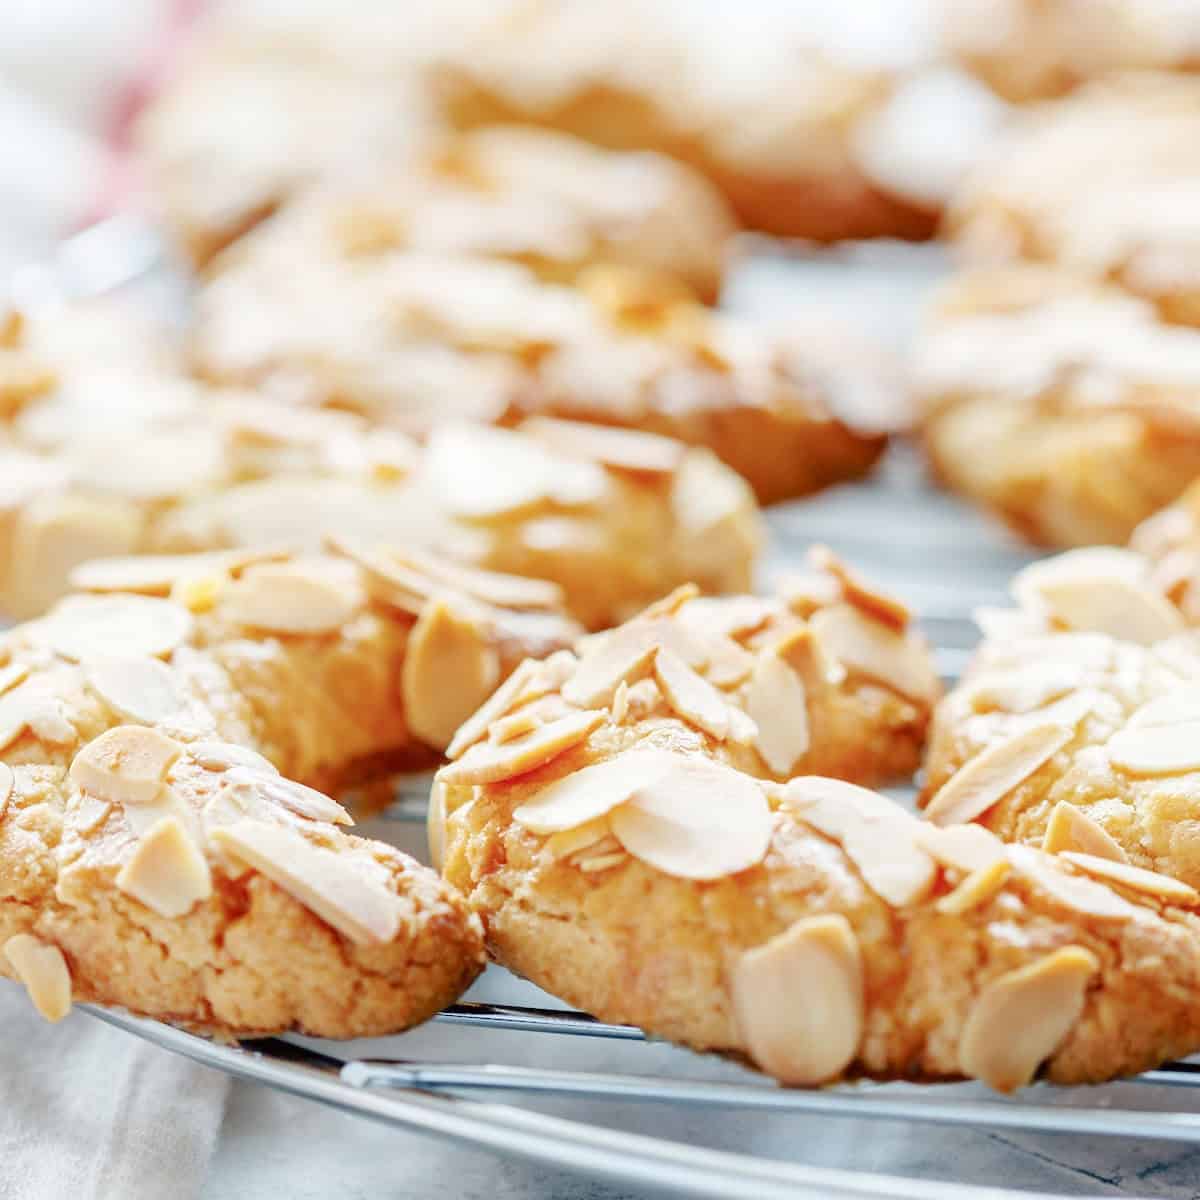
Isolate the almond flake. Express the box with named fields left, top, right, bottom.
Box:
left=427, top=779, right=448, bottom=871
left=1107, top=722, right=1200, bottom=776
left=809, top=604, right=938, bottom=703
left=703, top=637, right=756, bottom=687
left=69, top=548, right=290, bottom=595
left=513, top=749, right=678, bottom=834
left=925, top=723, right=1072, bottom=827
left=623, top=677, right=664, bottom=721
left=633, top=585, right=701, bottom=622
left=726, top=704, right=760, bottom=745
left=522, top=416, right=685, bottom=476
left=915, top=823, right=1008, bottom=874
left=69, top=726, right=184, bottom=807
left=1007, top=845, right=1139, bottom=921
left=225, top=768, right=352, bottom=826
left=0, top=676, right=73, bottom=752
left=489, top=708, right=541, bottom=744
left=211, top=820, right=402, bottom=945
left=1059, top=852, right=1199, bottom=904
left=936, top=859, right=1012, bottom=915
left=437, top=709, right=605, bottom=785
left=784, top=777, right=936, bottom=906
left=562, top=638, right=658, bottom=709
left=1041, top=802, right=1128, bottom=863
left=402, top=598, right=501, bottom=750
left=325, top=535, right=433, bottom=616
left=543, top=815, right=614, bottom=860
left=391, top=547, right=563, bottom=611
left=654, top=646, right=729, bottom=740
left=677, top=596, right=777, bottom=641
left=3, top=934, right=71, bottom=1022
left=959, top=946, right=1098, bottom=1091
left=610, top=755, right=772, bottom=880
left=731, top=914, right=863, bottom=1085
left=965, top=665, right=1082, bottom=714
left=38, top=595, right=192, bottom=662
left=809, top=546, right=910, bottom=632
left=575, top=851, right=630, bottom=873
left=1128, top=688, right=1200, bottom=729
left=0, top=663, right=30, bottom=697
left=445, top=659, right=542, bottom=760
left=223, top=563, right=357, bottom=634
left=115, top=815, right=212, bottom=918
left=84, top=656, right=188, bottom=726
left=0, top=762, right=12, bottom=819
left=610, top=681, right=630, bottom=724
left=744, top=652, right=809, bottom=777
left=188, top=741, right=279, bottom=774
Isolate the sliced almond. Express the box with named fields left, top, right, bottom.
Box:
left=437, top=709, right=605, bottom=785
left=1128, top=688, right=1200, bottom=729
left=703, top=637, right=756, bottom=688
left=188, top=741, right=279, bottom=774
left=0, top=675, right=73, bottom=752
left=69, top=726, right=184, bottom=806
left=71, top=794, right=111, bottom=837
left=326, top=535, right=434, bottom=616
left=1007, top=845, right=1139, bottom=921
left=965, top=664, right=1082, bottom=714
left=69, top=548, right=290, bottom=595
left=445, top=659, right=542, bottom=760
left=543, top=815, right=614, bottom=861
left=1041, top=803, right=1128, bottom=863
left=915, top=823, right=1007, bottom=874
left=654, top=646, right=729, bottom=740
left=925, top=723, right=1072, bottom=827
left=115, top=815, right=212, bottom=918
left=809, top=604, right=938, bottom=703
left=809, top=545, right=910, bottom=631
left=731, top=914, right=863, bottom=1085
left=783, top=776, right=936, bottom=907
left=562, top=637, right=658, bottom=709
left=1059, top=852, right=1199, bottom=904
left=489, top=708, right=542, bottom=744
left=225, top=768, right=352, bottom=826
left=211, top=820, right=402, bottom=945
left=610, top=755, right=772, bottom=880
left=936, top=859, right=1012, bottom=916
left=521, top=416, right=685, bottom=476
left=223, top=563, right=357, bottom=634
left=514, top=749, right=678, bottom=834
left=83, top=656, right=188, bottom=726
left=744, top=652, right=809, bottom=777
left=391, top=547, right=563, bottom=612
left=38, top=595, right=192, bottom=662
left=1106, top=722, right=1200, bottom=776
left=402, top=598, right=501, bottom=749
left=3, top=934, right=71, bottom=1022
left=623, top=677, right=664, bottom=722
left=677, top=595, right=777, bottom=641
left=610, top=681, right=630, bottom=725
left=632, top=584, right=701, bottom=622
left=427, top=778, right=448, bottom=872
left=959, top=946, right=1098, bottom=1091
left=0, top=662, right=30, bottom=697
left=575, top=851, right=630, bottom=873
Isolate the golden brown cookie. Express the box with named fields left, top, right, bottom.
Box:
left=435, top=574, right=1200, bottom=1090
left=0, top=546, right=567, bottom=1034
left=914, top=265, right=1200, bottom=547
left=0, top=305, right=761, bottom=625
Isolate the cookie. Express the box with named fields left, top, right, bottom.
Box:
left=434, top=572, right=1200, bottom=1090
left=0, top=547, right=538, bottom=1034
left=946, top=74, right=1200, bottom=326
left=0, top=305, right=761, bottom=625
left=914, top=264, right=1200, bottom=547
left=193, top=242, right=901, bottom=504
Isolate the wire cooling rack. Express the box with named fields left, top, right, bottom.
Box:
left=24, top=218, right=1200, bottom=1198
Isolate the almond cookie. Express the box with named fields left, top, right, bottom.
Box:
left=914, top=265, right=1200, bottom=547
left=435, top=589, right=1200, bottom=1090
left=922, top=540, right=1200, bottom=891
left=193, top=244, right=900, bottom=504
left=946, top=74, right=1200, bottom=326
left=0, top=306, right=761, bottom=625
left=0, top=547, right=533, bottom=1035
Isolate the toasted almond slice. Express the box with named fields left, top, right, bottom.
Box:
left=1041, top=802, right=1128, bottom=863
left=38, top=595, right=192, bottom=662
left=438, top=709, right=605, bottom=785
left=744, top=652, right=809, bottom=777
left=72, top=794, right=111, bottom=836
left=575, top=851, right=630, bottom=873
left=543, top=815, right=613, bottom=861
left=731, top=914, right=863, bottom=1085
left=1059, top=852, right=1199, bottom=904
left=514, top=749, right=678, bottom=834
left=654, top=646, right=729, bottom=740
left=726, top=704, right=760, bottom=745
left=84, top=656, right=188, bottom=726
left=632, top=585, right=701, bottom=622
left=809, top=604, right=938, bottom=703
left=784, top=777, right=936, bottom=907
left=0, top=762, right=12, bottom=820
left=223, top=563, right=358, bottom=634
left=0, top=662, right=30, bottom=697
left=677, top=595, right=777, bottom=641
left=703, top=637, right=756, bottom=688
left=210, top=821, right=401, bottom=945
left=965, top=664, right=1082, bottom=715
left=188, top=741, right=279, bottom=774
left=623, top=677, right=664, bottom=722
left=3, top=934, right=71, bottom=1022
left=808, top=546, right=910, bottom=632
left=958, top=947, right=1098, bottom=1091
left=1128, top=687, right=1200, bottom=729
left=392, top=547, right=563, bottom=612
left=562, top=637, right=658, bottom=709
left=1007, top=845, right=1139, bottom=921
left=489, top=708, right=541, bottom=744
left=936, top=859, right=1012, bottom=915
left=115, top=815, right=212, bottom=918
left=326, top=534, right=434, bottom=616
left=402, top=598, right=501, bottom=750
left=610, top=680, right=630, bottom=725
left=611, top=756, right=772, bottom=880
left=427, top=778, right=448, bottom=872
left=0, top=676, right=72, bottom=752
left=69, top=548, right=290, bottom=594
left=225, top=768, right=352, bottom=826
left=777, top=570, right=842, bottom=615
left=925, top=723, right=1071, bottom=827
left=521, top=416, right=685, bottom=475
left=1106, top=721, right=1200, bottom=776
left=69, top=726, right=184, bottom=807
left=915, top=823, right=1008, bottom=874
left=445, top=659, right=542, bottom=760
